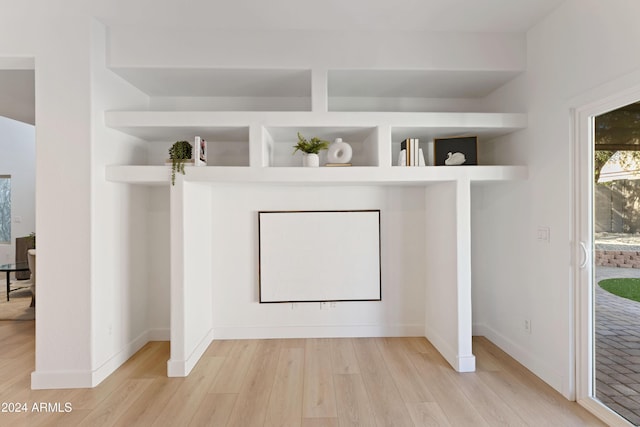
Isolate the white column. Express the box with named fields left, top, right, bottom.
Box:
left=455, top=178, right=475, bottom=372
left=423, top=179, right=475, bottom=373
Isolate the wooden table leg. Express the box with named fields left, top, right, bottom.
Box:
left=5, top=271, right=9, bottom=301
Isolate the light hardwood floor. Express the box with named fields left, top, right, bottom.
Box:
left=0, top=320, right=605, bottom=426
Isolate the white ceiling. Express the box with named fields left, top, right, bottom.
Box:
left=94, top=0, right=565, bottom=32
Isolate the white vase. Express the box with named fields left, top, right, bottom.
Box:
left=303, top=153, right=320, bottom=167
left=327, top=138, right=353, bottom=164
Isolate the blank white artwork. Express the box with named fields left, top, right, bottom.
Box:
left=259, top=210, right=381, bottom=303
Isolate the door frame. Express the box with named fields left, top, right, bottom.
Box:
left=572, top=76, right=640, bottom=426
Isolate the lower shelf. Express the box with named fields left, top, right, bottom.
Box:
left=105, top=165, right=528, bottom=186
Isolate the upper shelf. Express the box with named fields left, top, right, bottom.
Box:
left=328, top=69, right=520, bottom=99
left=105, top=111, right=527, bottom=142
left=111, top=68, right=312, bottom=98
left=110, top=67, right=520, bottom=101
left=108, top=67, right=524, bottom=113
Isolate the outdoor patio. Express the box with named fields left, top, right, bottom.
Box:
left=596, top=265, right=640, bottom=425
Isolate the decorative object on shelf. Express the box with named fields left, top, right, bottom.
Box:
left=168, top=140, right=193, bottom=185
left=326, top=138, right=352, bottom=165
left=418, top=149, right=426, bottom=166
left=303, top=153, right=320, bottom=167
left=194, top=136, right=207, bottom=166
left=445, top=152, right=466, bottom=165
left=398, top=150, right=406, bottom=166
left=292, top=132, right=330, bottom=167
left=434, top=136, right=477, bottom=166
left=398, top=138, right=426, bottom=166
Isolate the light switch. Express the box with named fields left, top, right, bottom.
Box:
left=537, top=226, right=550, bottom=242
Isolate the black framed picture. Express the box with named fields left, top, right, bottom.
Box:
left=258, top=210, right=381, bottom=303
left=434, top=136, right=477, bottom=166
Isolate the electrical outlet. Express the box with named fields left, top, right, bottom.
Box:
left=537, top=227, right=550, bottom=243
left=524, top=319, right=532, bottom=334
left=320, top=302, right=336, bottom=310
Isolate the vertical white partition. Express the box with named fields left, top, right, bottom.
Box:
left=250, top=124, right=268, bottom=168
left=423, top=179, right=475, bottom=372
left=168, top=177, right=214, bottom=377
left=455, top=179, right=475, bottom=372
left=311, top=68, right=328, bottom=112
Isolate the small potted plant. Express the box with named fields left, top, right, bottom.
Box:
left=169, top=140, right=193, bottom=185
left=292, top=132, right=330, bottom=167
left=25, top=232, right=35, bottom=249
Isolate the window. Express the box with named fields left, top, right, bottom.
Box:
left=0, top=175, right=10, bottom=244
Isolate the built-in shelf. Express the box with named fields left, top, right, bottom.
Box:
left=327, top=69, right=521, bottom=100
left=106, top=111, right=526, bottom=142
left=105, top=111, right=526, bottom=170
left=103, top=66, right=529, bottom=378
left=110, top=67, right=313, bottom=112
left=105, top=164, right=528, bottom=186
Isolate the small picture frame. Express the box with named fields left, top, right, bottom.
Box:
left=433, top=136, right=477, bottom=166
left=195, top=136, right=207, bottom=166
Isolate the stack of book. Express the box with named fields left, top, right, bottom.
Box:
left=399, top=138, right=425, bottom=166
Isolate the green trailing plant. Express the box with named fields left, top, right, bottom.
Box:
left=292, top=132, right=330, bottom=155
left=169, top=140, right=193, bottom=185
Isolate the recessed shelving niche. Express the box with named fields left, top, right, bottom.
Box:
left=327, top=69, right=521, bottom=112
left=110, top=67, right=312, bottom=112
left=103, top=65, right=530, bottom=379
left=104, top=67, right=528, bottom=184
left=262, top=125, right=379, bottom=167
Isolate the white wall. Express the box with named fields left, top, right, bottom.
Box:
left=0, top=5, right=161, bottom=389
left=0, top=116, right=35, bottom=264
left=141, top=185, right=430, bottom=354
left=209, top=185, right=426, bottom=338
left=27, top=10, right=97, bottom=388
left=107, top=27, right=525, bottom=72
left=473, top=0, right=640, bottom=398
left=146, top=186, right=171, bottom=336
left=89, top=20, right=153, bottom=384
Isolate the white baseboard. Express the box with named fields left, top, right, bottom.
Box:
left=167, top=328, right=215, bottom=377
left=212, top=323, right=424, bottom=340
left=31, top=328, right=161, bottom=390
left=148, top=328, right=170, bottom=341
left=476, top=323, right=567, bottom=397
left=31, top=370, right=94, bottom=390
left=425, top=325, right=475, bottom=372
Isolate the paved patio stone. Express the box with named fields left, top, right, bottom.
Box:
left=596, top=266, right=640, bottom=425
